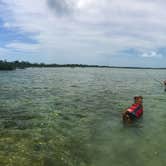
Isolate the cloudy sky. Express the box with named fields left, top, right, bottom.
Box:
left=0, top=0, right=166, bottom=67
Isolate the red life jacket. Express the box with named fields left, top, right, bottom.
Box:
left=127, top=103, right=143, bottom=118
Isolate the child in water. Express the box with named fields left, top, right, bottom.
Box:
left=122, top=96, right=143, bottom=124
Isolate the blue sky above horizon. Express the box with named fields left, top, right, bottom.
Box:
left=0, top=0, right=166, bottom=67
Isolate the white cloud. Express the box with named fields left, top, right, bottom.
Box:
left=141, top=51, right=162, bottom=58
left=3, top=22, right=11, bottom=28
left=1, top=0, right=166, bottom=64
left=0, top=47, right=9, bottom=55
left=5, top=42, right=41, bottom=53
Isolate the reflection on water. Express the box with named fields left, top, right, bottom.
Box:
left=0, top=68, right=166, bottom=166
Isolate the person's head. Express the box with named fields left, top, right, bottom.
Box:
left=164, top=80, right=166, bottom=85
left=134, top=96, right=143, bottom=104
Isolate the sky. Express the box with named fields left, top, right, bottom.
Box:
left=0, top=0, right=166, bottom=67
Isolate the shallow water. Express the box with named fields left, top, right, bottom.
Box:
left=0, top=68, right=166, bottom=166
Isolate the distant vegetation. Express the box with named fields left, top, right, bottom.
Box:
left=0, top=60, right=31, bottom=70
left=0, top=60, right=166, bottom=70
left=0, top=60, right=109, bottom=70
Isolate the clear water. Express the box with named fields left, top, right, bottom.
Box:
left=0, top=68, right=166, bottom=166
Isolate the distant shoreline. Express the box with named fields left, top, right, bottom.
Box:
left=0, top=60, right=166, bottom=70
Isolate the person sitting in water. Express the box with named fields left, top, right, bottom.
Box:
left=164, top=80, right=166, bottom=91
left=122, top=96, right=143, bottom=124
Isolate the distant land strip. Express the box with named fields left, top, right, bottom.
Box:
left=0, top=60, right=166, bottom=70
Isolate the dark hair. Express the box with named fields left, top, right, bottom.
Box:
left=134, top=96, right=143, bottom=100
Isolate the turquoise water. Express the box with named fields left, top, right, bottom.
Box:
left=0, top=68, right=166, bottom=166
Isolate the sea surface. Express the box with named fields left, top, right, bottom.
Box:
left=0, top=68, right=166, bottom=166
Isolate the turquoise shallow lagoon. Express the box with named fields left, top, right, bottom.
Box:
left=0, top=68, right=166, bottom=166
